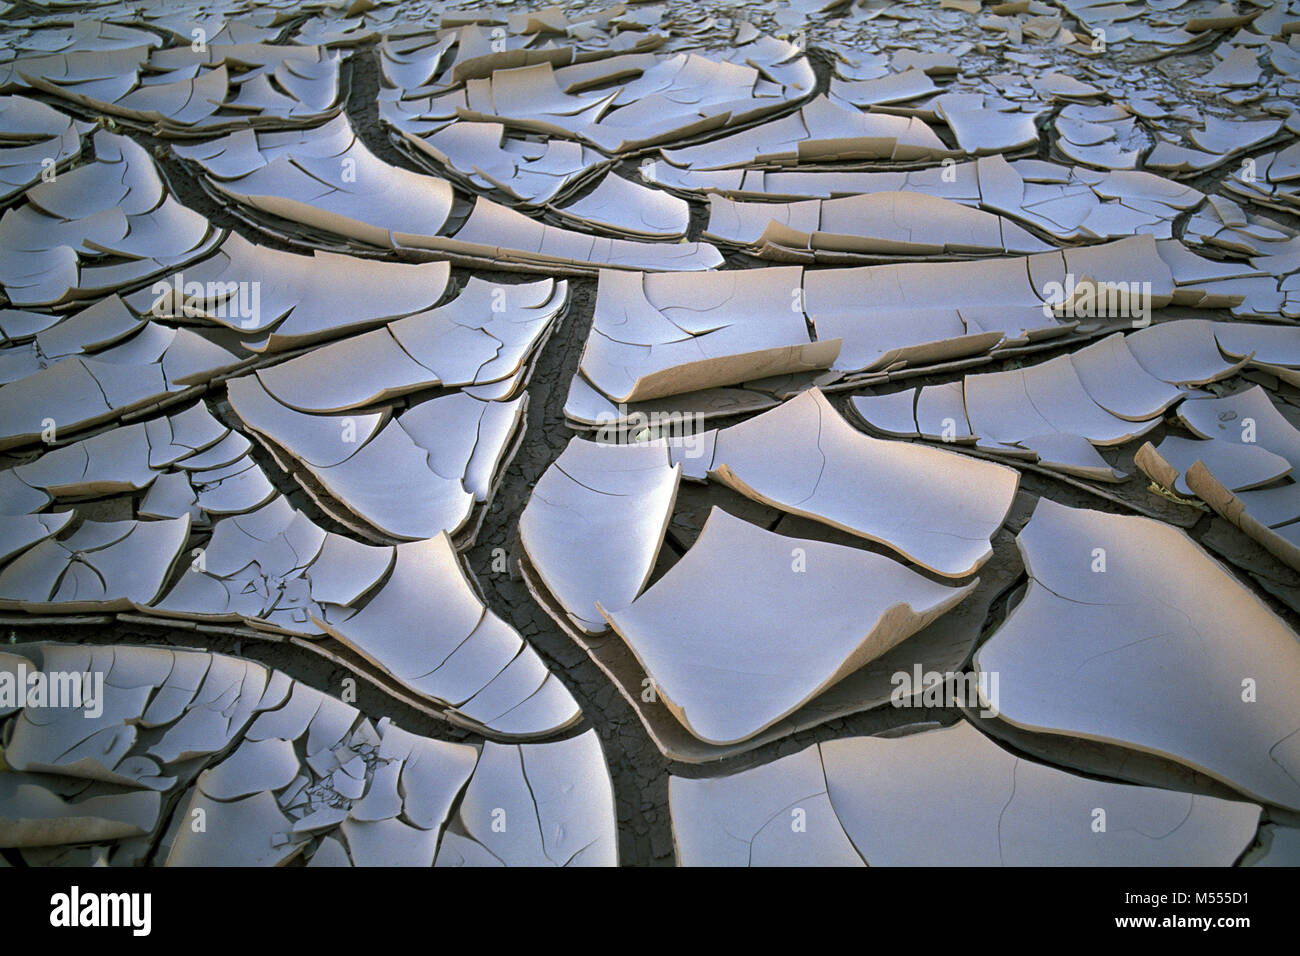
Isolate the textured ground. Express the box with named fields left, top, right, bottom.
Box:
left=3, top=0, right=1300, bottom=866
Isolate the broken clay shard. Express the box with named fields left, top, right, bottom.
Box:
left=709, top=388, right=1019, bottom=577
left=521, top=438, right=681, bottom=634
left=975, top=498, right=1300, bottom=812
left=671, top=722, right=1259, bottom=865
left=602, top=506, right=976, bottom=746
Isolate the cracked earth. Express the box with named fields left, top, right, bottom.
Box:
left=1, top=0, right=1300, bottom=867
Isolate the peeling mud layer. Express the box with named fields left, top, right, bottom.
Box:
left=1, top=0, right=1300, bottom=869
